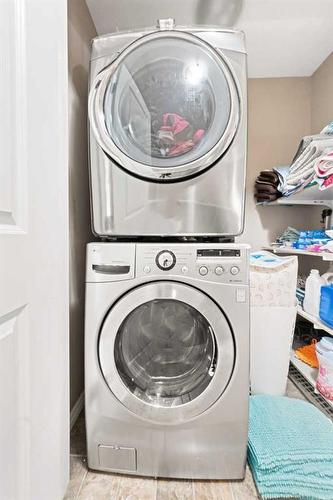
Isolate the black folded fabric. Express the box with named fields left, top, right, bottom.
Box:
left=255, top=183, right=278, bottom=194
left=254, top=169, right=282, bottom=202
left=256, top=170, right=279, bottom=185
left=255, top=192, right=280, bottom=202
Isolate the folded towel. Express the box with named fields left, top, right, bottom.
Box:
left=257, top=170, right=280, bottom=185
left=291, top=135, right=333, bottom=164
left=248, top=395, right=333, bottom=500
left=321, top=121, right=333, bottom=135
left=255, top=193, right=280, bottom=202
left=315, top=150, right=333, bottom=178
left=273, top=165, right=290, bottom=191
left=318, top=174, right=333, bottom=191
left=278, top=138, right=333, bottom=195
left=254, top=169, right=282, bottom=202
left=255, top=183, right=278, bottom=194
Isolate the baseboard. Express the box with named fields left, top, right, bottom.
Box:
left=70, top=391, right=84, bottom=430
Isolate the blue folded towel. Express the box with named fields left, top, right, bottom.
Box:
left=248, top=395, right=333, bottom=500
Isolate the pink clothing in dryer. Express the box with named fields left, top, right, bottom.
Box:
left=157, top=113, right=205, bottom=157
left=160, top=113, right=190, bottom=136
left=168, top=140, right=195, bottom=156
left=193, top=129, right=205, bottom=143
left=168, top=129, right=206, bottom=156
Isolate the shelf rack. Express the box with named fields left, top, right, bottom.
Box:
left=297, top=305, right=333, bottom=336
left=263, top=246, right=333, bottom=261
left=290, top=352, right=333, bottom=410
left=257, top=179, right=333, bottom=412
left=256, top=184, right=333, bottom=209
left=289, top=356, right=333, bottom=418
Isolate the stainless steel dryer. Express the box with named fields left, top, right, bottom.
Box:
left=85, top=242, right=250, bottom=479
left=88, top=20, right=247, bottom=238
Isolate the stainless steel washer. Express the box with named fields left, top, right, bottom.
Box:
left=85, top=242, right=250, bottom=479
left=88, top=20, right=247, bottom=237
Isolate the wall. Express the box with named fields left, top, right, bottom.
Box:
left=68, top=0, right=96, bottom=410
left=311, top=52, right=333, bottom=134
left=238, top=77, right=320, bottom=250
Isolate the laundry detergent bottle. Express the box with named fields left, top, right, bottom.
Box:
left=319, top=284, right=333, bottom=328
left=303, top=269, right=325, bottom=318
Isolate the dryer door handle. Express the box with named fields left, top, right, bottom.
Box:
left=92, top=264, right=130, bottom=275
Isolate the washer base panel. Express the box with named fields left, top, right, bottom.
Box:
left=86, top=413, right=247, bottom=480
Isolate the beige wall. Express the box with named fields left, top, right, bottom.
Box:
left=311, top=52, right=333, bottom=134
left=68, top=0, right=96, bottom=410
left=238, top=77, right=320, bottom=250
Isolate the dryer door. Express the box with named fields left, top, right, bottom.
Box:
left=99, top=282, right=235, bottom=424
left=89, top=31, right=240, bottom=181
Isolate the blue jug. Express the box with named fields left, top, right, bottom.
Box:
left=319, top=284, right=333, bottom=329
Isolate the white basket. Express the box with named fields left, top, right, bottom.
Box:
left=250, top=304, right=297, bottom=395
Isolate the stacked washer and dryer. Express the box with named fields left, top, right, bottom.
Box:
left=85, top=19, right=249, bottom=480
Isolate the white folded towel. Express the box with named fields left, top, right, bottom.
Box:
left=315, top=150, right=333, bottom=178
left=286, top=138, right=333, bottom=186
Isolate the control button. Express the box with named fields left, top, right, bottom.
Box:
left=199, top=266, right=208, bottom=276
left=215, top=266, right=224, bottom=275
left=143, top=265, right=151, bottom=274
left=181, top=265, right=188, bottom=274
left=230, top=266, right=240, bottom=276
left=156, top=250, right=176, bottom=271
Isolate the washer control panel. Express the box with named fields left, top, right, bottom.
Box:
left=136, top=244, right=249, bottom=284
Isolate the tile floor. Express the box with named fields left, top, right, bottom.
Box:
left=65, top=379, right=306, bottom=500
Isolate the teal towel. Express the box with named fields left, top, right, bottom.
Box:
left=248, top=395, right=333, bottom=500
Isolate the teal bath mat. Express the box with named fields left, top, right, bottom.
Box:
left=248, top=395, right=333, bottom=499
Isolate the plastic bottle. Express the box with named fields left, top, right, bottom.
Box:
left=319, top=284, right=333, bottom=328
left=303, top=269, right=325, bottom=317
left=322, top=270, right=333, bottom=285
left=315, top=337, right=333, bottom=401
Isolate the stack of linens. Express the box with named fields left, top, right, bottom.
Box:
left=254, top=170, right=281, bottom=202
left=280, top=135, right=333, bottom=196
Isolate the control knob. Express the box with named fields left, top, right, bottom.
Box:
left=156, top=250, right=176, bottom=271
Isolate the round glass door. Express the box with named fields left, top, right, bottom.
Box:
left=114, top=299, right=217, bottom=407
left=89, top=31, right=240, bottom=180
left=98, top=282, right=235, bottom=424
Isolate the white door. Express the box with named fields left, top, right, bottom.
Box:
left=0, top=1, right=69, bottom=499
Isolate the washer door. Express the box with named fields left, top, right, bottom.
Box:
left=89, top=31, right=240, bottom=181
left=99, top=282, right=235, bottom=424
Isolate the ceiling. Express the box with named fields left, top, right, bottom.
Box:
left=86, top=0, right=333, bottom=78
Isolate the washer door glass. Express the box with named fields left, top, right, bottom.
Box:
left=89, top=32, right=239, bottom=179
left=114, top=299, right=216, bottom=407
left=98, top=282, right=235, bottom=424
